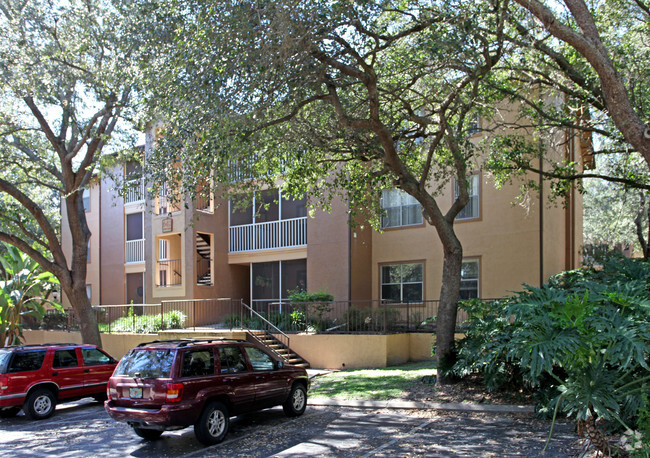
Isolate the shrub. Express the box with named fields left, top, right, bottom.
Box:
left=450, top=258, right=650, bottom=454
left=103, top=310, right=187, bottom=333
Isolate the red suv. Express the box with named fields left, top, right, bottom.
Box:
left=0, top=343, right=117, bottom=419
left=105, top=338, right=309, bottom=445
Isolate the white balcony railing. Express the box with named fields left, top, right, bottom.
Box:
left=229, top=217, right=307, bottom=253
left=124, top=179, right=145, bottom=205
left=126, top=238, right=145, bottom=263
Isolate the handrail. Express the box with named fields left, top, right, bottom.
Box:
left=241, top=301, right=290, bottom=343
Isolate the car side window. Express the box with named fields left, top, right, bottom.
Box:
left=53, top=349, right=79, bottom=368
left=218, top=347, right=248, bottom=374
left=81, top=348, right=112, bottom=366
left=243, top=347, right=275, bottom=371
left=8, top=350, right=47, bottom=373
left=181, top=349, right=214, bottom=377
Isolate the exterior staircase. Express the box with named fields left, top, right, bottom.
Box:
left=195, top=233, right=212, bottom=285
left=247, top=330, right=310, bottom=368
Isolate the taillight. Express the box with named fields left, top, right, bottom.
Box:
left=165, top=383, right=183, bottom=403
left=0, top=376, right=8, bottom=390
left=106, top=381, right=111, bottom=400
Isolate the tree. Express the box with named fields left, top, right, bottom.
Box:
left=0, top=0, right=136, bottom=346
left=0, top=243, right=62, bottom=346
left=138, top=0, right=507, bottom=381
left=485, top=0, right=650, bottom=191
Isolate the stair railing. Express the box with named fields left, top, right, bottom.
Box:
left=240, top=301, right=290, bottom=356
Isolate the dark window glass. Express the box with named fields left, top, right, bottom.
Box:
left=281, top=259, right=307, bottom=297
left=126, top=213, right=143, bottom=241
left=281, top=194, right=307, bottom=219
left=125, top=161, right=142, bottom=179
left=255, top=190, right=279, bottom=223
left=252, top=262, right=280, bottom=301
left=114, top=350, right=175, bottom=378
left=244, top=347, right=275, bottom=371
left=229, top=195, right=253, bottom=226
left=182, top=349, right=214, bottom=377
left=53, top=349, right=79, bottom=368
left=82, top=189, right=90, bottom=212
left=218, top=347, right=248, bottom=374
left=81, top=348, right=112, bottom=366
left=380, top=263, right=423, bottom=303
left=7, top=350, right=46, bottom=373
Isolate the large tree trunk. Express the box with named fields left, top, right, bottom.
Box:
left=435, top=235, right=463, bottom=383
left=61, top=280, right=102, bottom=347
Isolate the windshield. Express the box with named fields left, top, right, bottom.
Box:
left=114, top=349, right=175, bottom=379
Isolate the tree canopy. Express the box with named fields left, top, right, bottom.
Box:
left=0, top=0, right=138, bottom=345
left=138, top=0, right=510, bottom=379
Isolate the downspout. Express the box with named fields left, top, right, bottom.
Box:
left=539, top=156, right=544, bottom=287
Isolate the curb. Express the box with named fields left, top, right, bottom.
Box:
left=308, top=398, right=534, bottom=414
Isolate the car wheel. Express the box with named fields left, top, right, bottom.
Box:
left=24, top=388, right=56, bottom=420
left=133, top=427, right=163, bottom=440
left=194, top=401, right=229, bottom=445
left=0, top=407, right=21, bottom=418
left=282, top=384, right=307, bottom=417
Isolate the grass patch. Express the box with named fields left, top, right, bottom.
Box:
left=310, top=362, right=437, bottom=401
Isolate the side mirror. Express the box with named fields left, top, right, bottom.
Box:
left=275, top=360, right=284, bottom=370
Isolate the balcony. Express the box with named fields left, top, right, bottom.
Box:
left=229, top=217, right=307, bottom=253
left=125, top=239, right=145, bottom=263
left=124, top=179, right=145, bottom=205
left=157, top=259, right=182, bottom=287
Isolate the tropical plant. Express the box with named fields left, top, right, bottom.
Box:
left=451, top=258, right=650, bottom=455
left=0, top=244, right=62, bottom=346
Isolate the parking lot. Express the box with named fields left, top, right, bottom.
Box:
left=0, top=398, right=581, bottom=457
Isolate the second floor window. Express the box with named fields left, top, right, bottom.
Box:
left=454, top=174, right=480, bottom=221
left=380, top=189, right=422, bottom=229
left=82, top=189, right=90, bottom=212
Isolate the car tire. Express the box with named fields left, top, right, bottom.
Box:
left=24, top=388, right=56, bottom=420
left=282, top=384, right=307, bottom=417
left=194, top=401, right=229, bottom=445
left=0, top=407, right=21, bottom=418
left=133, top=427, right=163, bottom=440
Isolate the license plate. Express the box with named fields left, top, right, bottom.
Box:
left=129, top=387, right=143, bottom=399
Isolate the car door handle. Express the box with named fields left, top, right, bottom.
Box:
left=52, top=372, right=58, bottom=376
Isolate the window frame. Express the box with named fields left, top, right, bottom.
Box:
left=453, top=173, right=481, bottom=222
left=380, top=189, right=424, bottom=229
left=460, top=258, right=480, bottom=300
left=379, top=261, right=425, bottom=303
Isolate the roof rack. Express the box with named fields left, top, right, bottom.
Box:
left=136, top=338, right=246, bottom=348
left=5, top=343, right=80, bottom=349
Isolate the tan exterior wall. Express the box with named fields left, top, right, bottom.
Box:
left=99, top=172, right=128, bottom=305
left=306, top=196, right=350, bottom=301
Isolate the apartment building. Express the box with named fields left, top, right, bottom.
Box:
left=61, top=116, right=584, bottom=310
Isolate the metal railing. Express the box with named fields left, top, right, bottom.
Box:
left=157, top=259, right=182, bottom=286
left=240, top=301, right=291, bottom=353
left=229, top=217, right=307, bottom=252
left=33, top=298, right=479, bottom=335
left=125, top=239, right=145, bottom=263
left=124, top=179, right=145, bottom=204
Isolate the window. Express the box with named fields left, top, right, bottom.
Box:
left=126, top=213, right=143, bottom=241
left=381, top=263, right=423, bottom=303
left=53, top=349, right=79, bottom=368
left=7, top=350, right=46, bottom=373
left=114, top=350, right=175, bottom=378
left=82, top=189, right=90, bottom=212
left=218, top=347, right=248, bottom=374
left=87, top=239, right=91, bottom=263
left=468, top=113, right=480, bottom=135
left=159, top=239, right=169, bottom=260
left=244, top=347, right=275, bottom=371
left=82, top=348, right=113, bottom=366
left=381, top=189, right=422, bottom=229
left=182, top=349, right=214, bottom=377
left=460, top=259, right=479, bottom=300
left=454, top=174, right=480, bottom=220
left=86, top=285, right=92, bottom=301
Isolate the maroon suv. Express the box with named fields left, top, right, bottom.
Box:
left=105, top=338, right=309, bottom=445
left=0, top=343, right=117, bottom=419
